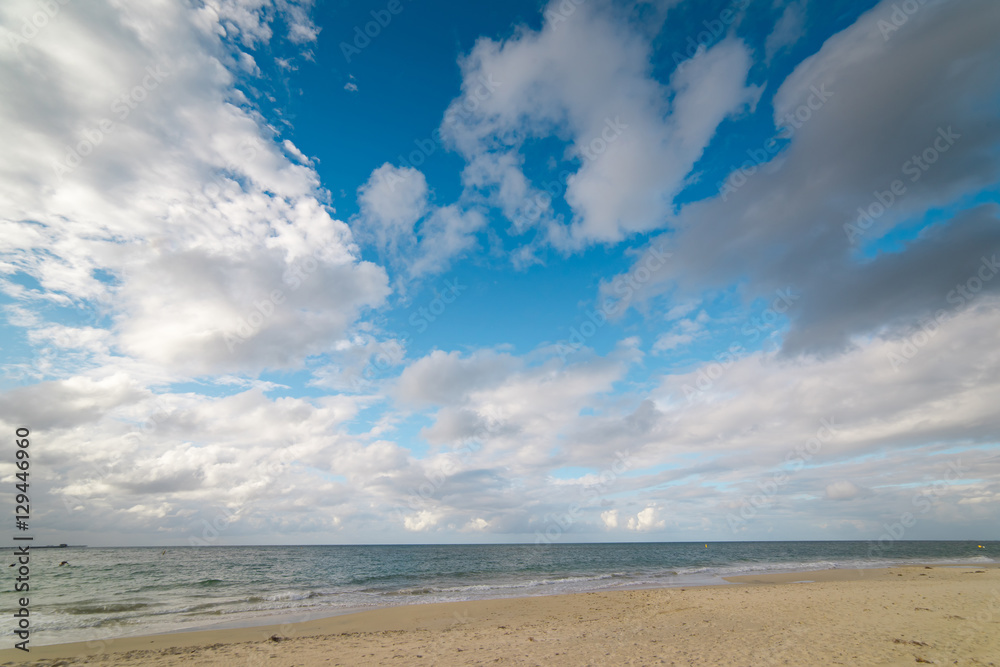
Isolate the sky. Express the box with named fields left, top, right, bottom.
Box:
left=0, top=0, right=998, bottom=547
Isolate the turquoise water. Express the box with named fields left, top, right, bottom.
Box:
left=3, top=541, right=994, bottom=646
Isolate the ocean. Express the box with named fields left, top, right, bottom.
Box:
left=5, top=541, right=995, bottom=647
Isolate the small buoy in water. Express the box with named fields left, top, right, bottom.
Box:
left=705, top=544, right=708, bottom=548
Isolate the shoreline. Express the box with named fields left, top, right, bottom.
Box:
left=2, top=563, right=997, bottom=665
left=16, top=555, right=996, bottom=647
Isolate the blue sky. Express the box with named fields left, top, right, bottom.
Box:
left=1, top=0, right=999, bottom=546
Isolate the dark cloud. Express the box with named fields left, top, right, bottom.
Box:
left=784, top=205, right=1000, bottom=354
left=616, top=0, right=1000, bottom=354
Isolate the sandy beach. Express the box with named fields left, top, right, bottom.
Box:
left=1, top=565, right=997, bottom=666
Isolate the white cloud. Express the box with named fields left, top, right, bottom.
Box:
left=282, top=139, right=311, bottom=164
left=408, top=205, right=487, bottom=278
left=653, top=311, right=710, bottom=353
left=0, top=0, right=390, bottom=378
left=765, top=0, right=807, bottom=63
left=237, top=51, right=261, bottom=75
left=664, top=301, right=698, bottom=321
left=627, top=506, right=665, bottom=531
left=601, top=509, right=619, bottom=529
left=28, top=324, right=111, bottom=354
left=355, top=165, right=486, bottom=280
left=466, top=517, right=490, bottom=531
left=394, top=349, right=519, bottom=409
left=441, top=0, right=758, bottom=252
left=404, top=510, right=444, bottom=532
left=356, top=164, right=428, bottom=252
left=652, top=333, right=692, bottom=352
left=0, top=382, right=419, bottom=543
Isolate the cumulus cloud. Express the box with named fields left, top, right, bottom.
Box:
left=466, top=517, right=490, bottom=531
left=356, top=165, right=429, bottom=253
left=282, top=139, right=312, bottom=164
left=404, top=510, right=443, bottom=532
left=627, top=506, right=666, bottom=531
left=355, top=165, right=486, bottom=279
left=441, top=0, right=758, bottom=252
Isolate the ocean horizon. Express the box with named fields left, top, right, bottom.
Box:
left=5, top=540, right=995, bottom=647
